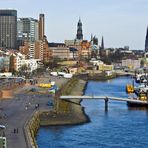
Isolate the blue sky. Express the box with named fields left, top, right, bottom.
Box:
left=1, top=0, right=148, bottom=50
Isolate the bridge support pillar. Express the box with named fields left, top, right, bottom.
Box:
left=104, top=97, right=108, bottom=112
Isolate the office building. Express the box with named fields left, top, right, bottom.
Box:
left=0, top=9, right=17, bottom=49
left=17, top=18, right=38, bottom=42
left=19, top=38, right=51, bottom=63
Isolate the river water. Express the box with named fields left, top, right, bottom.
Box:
left=36, top=77, right=148, bottom=148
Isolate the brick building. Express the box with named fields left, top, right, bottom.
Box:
left=19, top=37, right=51, bottom=63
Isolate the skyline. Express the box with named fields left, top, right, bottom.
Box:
left=1, top=0, right=148, bottom=50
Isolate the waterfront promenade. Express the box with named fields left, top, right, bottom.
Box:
left=0, top=71, right=130, bottom=148
left=1, top=93, right=50, bottom=148
left=0, top=74, right=68, bottom=148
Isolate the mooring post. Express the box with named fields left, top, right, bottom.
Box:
left=104, top=97, right=109, bottom=112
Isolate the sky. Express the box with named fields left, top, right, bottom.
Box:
left=1, top=0, right=148, bottom=50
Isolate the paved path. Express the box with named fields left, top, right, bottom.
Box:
left=0, top=93, right=51, bottom=148
left=0, top=73, right=68, bottom=148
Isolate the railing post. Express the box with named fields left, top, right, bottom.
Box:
left=104, top=97, right=108, bottom=112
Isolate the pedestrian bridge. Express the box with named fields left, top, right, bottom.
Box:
left=60, top=95, right=148, bottom=104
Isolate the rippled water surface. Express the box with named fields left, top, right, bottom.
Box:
left=36, top=77, right=148, bottom=148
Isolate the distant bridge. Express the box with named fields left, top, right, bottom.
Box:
left=0, top=76, right=26, bottom=80
left=115, top=70, right=135, bottom=76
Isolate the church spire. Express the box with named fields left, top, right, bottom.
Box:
left=101, top=36, right=104, bottom=50
left=76, top=18, right=83, bottom=40
left=145, top=26, right=148, bottom=52
left=91, top=33, right=93, bottom=41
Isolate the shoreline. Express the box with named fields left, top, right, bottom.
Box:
left=25, top=74, right=129, bottom=147
left=0, top=72, right=132, bottom=147
left=25, top=78, right=89, bottom=148
left=39, top=78, right=90, bottom=126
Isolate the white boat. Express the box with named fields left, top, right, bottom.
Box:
left=135, top=73, right=147, bottom=83
left=134, top=84, right=148, bottom=94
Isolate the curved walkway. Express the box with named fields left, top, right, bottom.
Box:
left=0, top=93, right=50, bottom=148
left=0, top=74, right=68, bottom=148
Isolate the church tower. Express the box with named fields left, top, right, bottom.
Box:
left=76, top=18, right=83, bottom=40
left=100, top=36, right=104, bottom=50
left=145, top=27, right=148, bottom=52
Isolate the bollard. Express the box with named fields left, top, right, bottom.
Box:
left=104, top=97, right=109, bottom=112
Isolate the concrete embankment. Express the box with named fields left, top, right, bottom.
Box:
left=40, top=78, right=89, bottom=126
left=24, top=111, right=40, bottom=148
left=76, top=72, right=117, bottom=81
left=76, top=71, right=134, bottom=81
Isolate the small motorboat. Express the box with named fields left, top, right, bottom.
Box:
left=126, top=84, right=134, bottom=93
